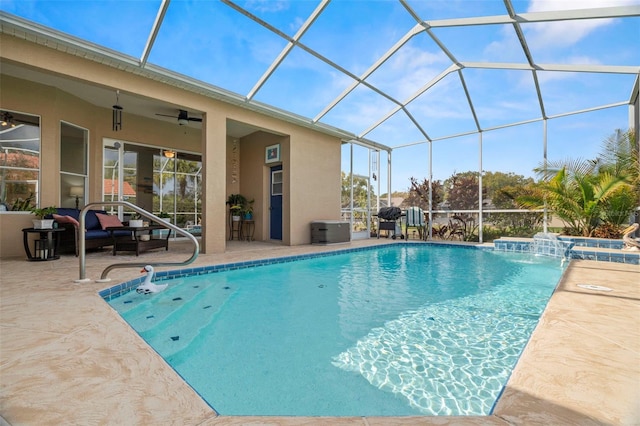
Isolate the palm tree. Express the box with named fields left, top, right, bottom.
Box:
left=596, top=129, right=639, bottom=183
left=546, top=164, right=629, bottom=236
left=594, top=129, right=639, bottom=226
left=520, top=129, right=638, bottom=237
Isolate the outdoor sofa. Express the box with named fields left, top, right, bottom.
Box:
left=48, top=208, right=130, bottom=255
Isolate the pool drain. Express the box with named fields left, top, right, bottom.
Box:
left=577, top=284, right=612, bottom=292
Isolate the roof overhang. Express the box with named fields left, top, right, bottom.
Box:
left=0, top=11, right=392, bottom=153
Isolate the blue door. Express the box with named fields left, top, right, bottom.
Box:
left=270, top=165, right=283, bottom=240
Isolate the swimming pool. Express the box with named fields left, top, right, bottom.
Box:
left=105, top=244, right=565, bottom=416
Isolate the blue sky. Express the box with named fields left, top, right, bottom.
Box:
left=2, top=0, right=639, bottom=192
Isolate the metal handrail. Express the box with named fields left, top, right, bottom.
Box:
left=75, top=201, right=199, bottom=282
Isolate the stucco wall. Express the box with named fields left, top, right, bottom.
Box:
left=0, top=213, right=34, bottom=259
left=235, top=129, right=341, bottom=245
left=1, top=33, right=344, bottom=258
left=289, top=129, right=342, bottom=245
left=0, top=75, right=203, bottom=257
left=240, top=131, right=288, bottom=243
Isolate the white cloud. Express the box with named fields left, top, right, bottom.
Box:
left=484, top=37, right=522, bottom=62
left=524, top=0, right=638, bottom=49
left=387, top=44, right=448, bottom=72
left=526, top=0, right=639, bottom=13
left=290, top=16, right=305, bottom=33
left=514, top=54, right=604, bottom=87
left=244, top=0, right=289, bottom=13
left=373, top=44, right=450, bottom=101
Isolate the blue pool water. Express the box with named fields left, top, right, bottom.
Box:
left=107, top=245, right=565, bottom=416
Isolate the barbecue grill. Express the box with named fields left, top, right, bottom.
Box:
left=376, top=206, right=404, bottom=239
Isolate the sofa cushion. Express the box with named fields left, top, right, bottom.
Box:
left=84, top=229, right=130, bottom=239
left=53, top=213, right=80, bottom=227
left=85, top=229, right=109, bottom=240
left=85, top=210, right=107, bottom=230
left=51, top=208, right=105, bottom=230
left=96, top=212, right=123, bottom=230
left=53, top=208, right=80, bottom=220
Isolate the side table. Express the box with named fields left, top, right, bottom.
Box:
left=22, top=227, right=65, bottom=261
left=229, top=217, right=243, bottom=240
left=242, top=219, right=255, bottom=241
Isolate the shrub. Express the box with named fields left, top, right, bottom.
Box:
left=593, top=223, right=623, bottom=239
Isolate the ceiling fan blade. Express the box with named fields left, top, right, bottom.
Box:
left=157, top=110, right=201, bottom=123
left=178, top=109, right=202, bottom=122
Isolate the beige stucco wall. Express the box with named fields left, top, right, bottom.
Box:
left=0, top=75, right=204, bottom=258
left=290, top=129, right=342, bottom=245
left=240, top=131, right=289, bottom=243
left=0, top=33, right=344, bottom=258
left=230, top=128, right=341, bottom=245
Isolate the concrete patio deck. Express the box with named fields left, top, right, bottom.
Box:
left=1, top=239, right=638, bottom=425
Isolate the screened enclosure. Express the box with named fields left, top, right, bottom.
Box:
left=1, top=1, right=638, bottom=242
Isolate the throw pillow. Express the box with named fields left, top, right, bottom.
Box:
left=52, top=214, right=80, bottom=228
left=96, top=213, right=123, bottom=230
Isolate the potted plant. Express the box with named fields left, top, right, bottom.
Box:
left=30, top=206, right=57, bottom=229
left=128, top=214, right=143, bottom=228
left=243, top=199, right=255, bottom=220
left=229, top=205, right=243, bottom=221
left=3, top=192, right=35, bottom=212
left=227, top=194, right=247, bottom=222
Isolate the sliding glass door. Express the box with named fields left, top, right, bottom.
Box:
left=103, top=139, right=201, bottom=230
left=60, top=122, right=88, bottom=209
left=154, top=151, right=202, bottom=229
left=102, top=140, right=138, bottom=217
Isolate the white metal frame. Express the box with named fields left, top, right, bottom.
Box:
left=1, top=2, right=638, bottom=241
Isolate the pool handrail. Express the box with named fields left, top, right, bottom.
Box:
left=75, top=201, right=199, bottom=282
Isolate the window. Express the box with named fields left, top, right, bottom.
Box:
left=154, top=151, right=202, bottom=228
left=60, top=122, right=88, bottom=209
left=271, top=169, right=283, bottom=196
left=103, top=140, right=202, bottom=229
left=0, top=110, right=41, bottom=211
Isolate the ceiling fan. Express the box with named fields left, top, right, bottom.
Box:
left=155, top=109, right=202, bottom=126
left=1, top=111, right=38, bottom=128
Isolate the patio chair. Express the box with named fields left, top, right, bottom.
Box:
left=404, top=206, right=426, bottom=240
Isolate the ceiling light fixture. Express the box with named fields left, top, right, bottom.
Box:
left=1, top=112, right=16, bottom=128
left=112, top=90, right=123, bottom=131
left=163, top=149, right=175, bottom=158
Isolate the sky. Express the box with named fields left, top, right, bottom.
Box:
left=1, top=0, right=639, bottom=192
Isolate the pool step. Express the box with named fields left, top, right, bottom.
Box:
left=138, top=281, right=237, bottom=357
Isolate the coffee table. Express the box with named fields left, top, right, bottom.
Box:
left=106, top=225, right=171, bottom=256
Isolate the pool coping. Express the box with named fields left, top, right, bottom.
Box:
left=2, top=239, right=638, bottom=425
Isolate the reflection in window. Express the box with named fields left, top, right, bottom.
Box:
left=103, top=145, right=121, bottom=205
left=154, top=151, right=202, bottom=228
left=0, top=110, right=40, bottom=211
left=60, top=122, right=88, bottom=209
left=271, top=170, right=283, bottom=195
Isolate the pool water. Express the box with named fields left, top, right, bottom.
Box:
left=108, top=245, right=565, bottom=416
